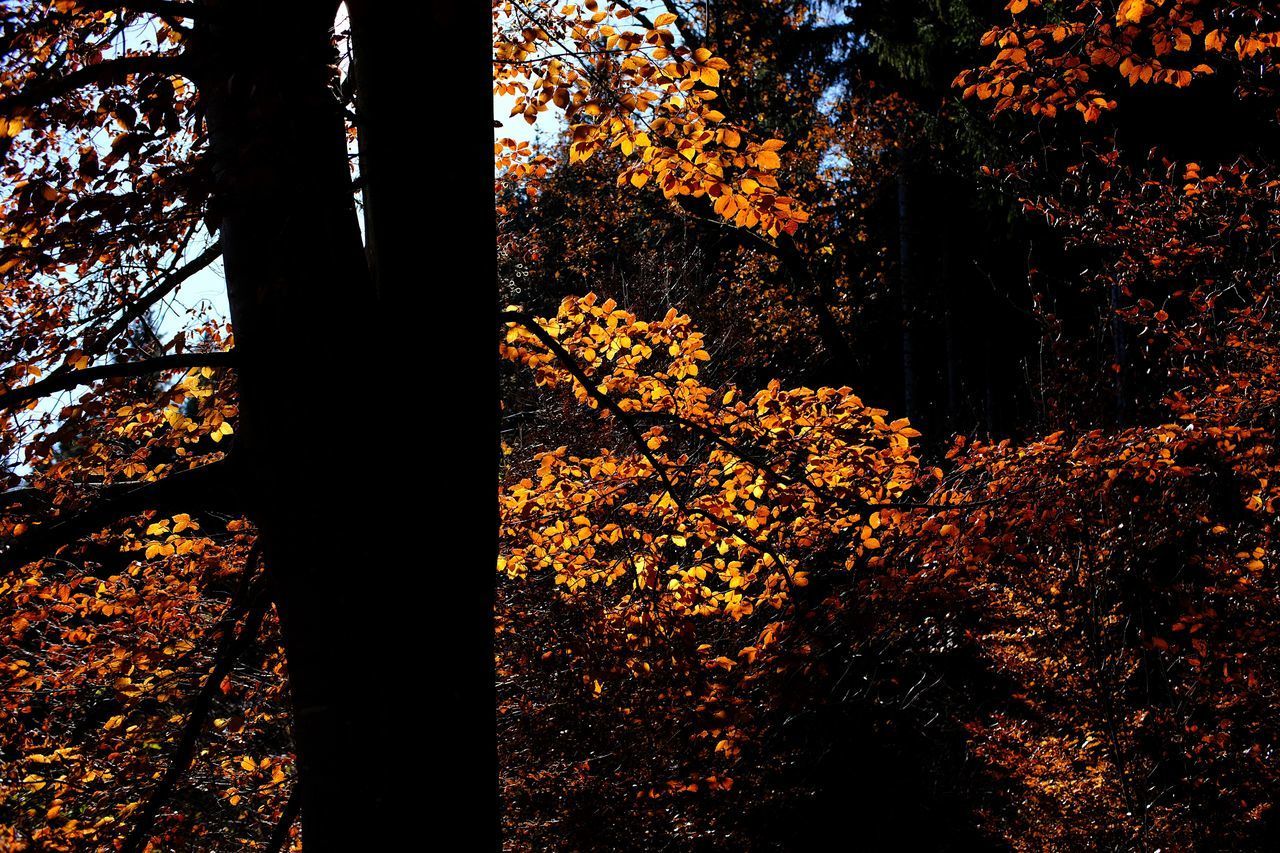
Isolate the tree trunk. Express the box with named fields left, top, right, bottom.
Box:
left=198, top=2, right=497, bottom=846
left=346, top=0, right=500, bottom=841
left=198, top=2, right=401, bottom=847
left=898, top=170, right=917, bottom=421
left=347, top=1, right=387, bottom=302
left=941, top=227, right=959, bottom=429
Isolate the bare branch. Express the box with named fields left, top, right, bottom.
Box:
left=78, top=240, right=224, bottom=365
left=0, top=487, right=52, bottom=509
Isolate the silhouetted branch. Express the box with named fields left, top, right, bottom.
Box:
left=0, top=54, right=192, bottom=116
left=80, top=241, right=224, bottom=362
left=264, top=788, right=301, bottom=853
left=500, top=310, right=689, bottom=513
left=122, top=548, right=268, bottom=852
left=92, top=1, right=210, bottom=18
left=0, top=351, right=235, bottom=411
left=0, top=461, right=234, bottom=574
left=500, top=310, right=797, bottom=586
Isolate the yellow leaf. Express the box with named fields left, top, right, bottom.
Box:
left=1117, top=0, right=1147, bottom=24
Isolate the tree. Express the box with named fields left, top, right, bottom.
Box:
left=493, top=1, right=1280, bottom=849
left=0, top=1, right=493, bottom=849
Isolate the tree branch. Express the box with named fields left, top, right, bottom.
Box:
left=612, top=0, right=656, bottom=30
left=0, top=53, right=192, bottom=117
left=0, top=487, right=52, bottom=510
left=0, top=351, right=235, bottom=411
left=657, top=0, right=701, bottom=46
left=631, top=409, right=834, bottom=500
left=264, top=788, right=301, bottom=853
left=87, top=1, right=211, bottom=18
left=500, top=310, right=798, bottom=587
left=0, top=461, right=234, bottom=575
left=501, top=310, right=689, bottom=513
left=78, top=240, right=224, bottom=366
left=614, top=0, right=701, bottom=47
left=122, top=551, right=268, bottom=853
left=680, top=196, right=857, bottom=376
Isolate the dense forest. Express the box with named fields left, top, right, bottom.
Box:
left=494, top=0, right=1280, bottom=850
left=3, top=0, right=1280, bottom=850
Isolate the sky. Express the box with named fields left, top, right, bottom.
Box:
left=494, top=89, right=563, bottom=149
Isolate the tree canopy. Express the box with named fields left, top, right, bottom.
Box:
left=493, top=1, right=1280, bottom=849
left=0, top=1, right=489, bottom=849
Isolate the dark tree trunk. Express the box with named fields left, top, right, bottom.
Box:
left=197, top=3, right=496, bottom=845
left=347, top=1, right=388, bottom=302
left=941, top=222, right=959, bottom=430
left=194, top=2, right=446, bottom=847
left=346, top=0, right=500, bottom=842
left=897, top=170, right=917, bottom=422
